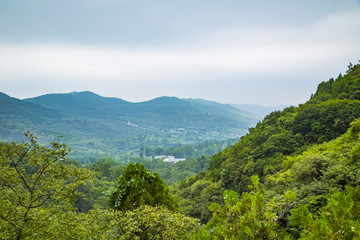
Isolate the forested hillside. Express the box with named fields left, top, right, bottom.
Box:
left=1, top=62, right=359, bottom=239
left=172, top=62, right=360, bottom=238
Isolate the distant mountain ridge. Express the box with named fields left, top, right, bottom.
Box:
left=24, top=92, right=260, bottom=131
left=26, top=91, right=130, bottom=113
left=1, top=91, right=261, bottom=160
left=232, top=104, right=290, bottom=118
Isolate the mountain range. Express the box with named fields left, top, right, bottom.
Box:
left=0, top=91, right=261, bottom=160
left=232, top=104, right=290, bottom=118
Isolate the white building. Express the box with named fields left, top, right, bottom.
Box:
left=163, top=156, right=186, bottom=163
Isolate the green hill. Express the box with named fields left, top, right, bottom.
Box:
left=0, top=92, right=69, bottom=142
left=25, top=93, right=259, bottom=131
left=173, top=62, right=360, bottom=230
left=0, top=92, right=260, bottom=161
left=26, top=91, right=131, bottom=115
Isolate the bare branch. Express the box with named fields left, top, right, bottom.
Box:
left=0, top=214, right=18, bottom=228
left=6, top=183, right=26, bottom=208
left=31, top=157, right=59, bottom=193
left=6, top=201, right=22, bottom=219
left=30, top=193, right=53, bottom=209
left=8, top=144, right=34, bottom=193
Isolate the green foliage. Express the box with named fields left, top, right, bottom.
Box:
left=201, top=176, right=279, bottom=239
left=0, top=134, right=201, bottom=239
left=291, top=154, right=329, bottom=183
left=172, top=173, right=223, bottom=224
left=73, top=157, right=125, bottom=213
left=172, top=62, right=360, bottom=238
left=75, top=154, right=211, bottom=214
left=267, top=117, right=360, bottom=213
left=206, top=64, right=360, bottom=194
left=74, top=177, right=114, bottom=212
left=2, top=62, right=360, bottom=239
left=109, top=163, right=179, bottom=212
left=290, top=187, right=360, bottom=240
left=313, top=63, right=360, bottom=101
left=292, top=99, right=360, bottom=143
left=115, top=205, right=200, bottom=239
left=6, top=205, right=201, bottom=239
left=0, top=132, right=94, bottom=239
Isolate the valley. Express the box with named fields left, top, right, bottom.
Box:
left=0, top=92, right=261, bottom=162
left=1, top=62, right=360, bottom=239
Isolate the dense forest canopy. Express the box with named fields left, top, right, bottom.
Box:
left=1, top=62, right=360, bottom=239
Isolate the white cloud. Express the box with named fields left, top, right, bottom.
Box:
left=0, top=8, right=359, bottom=104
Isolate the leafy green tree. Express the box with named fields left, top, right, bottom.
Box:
left=201, top=176, right=279, bottom=239
left=74, top=177, right=114, bottom=213
left=115, top=205, right=200, bottom=239
left=290, top=187, right=360, bottom=240
left=31, top=205, right=200, bottom=240
left=0, top=132, right=93, bottom=239
left=292, top=99, right=360, bottom=143
left=109, top=163, right=179, bottom=212
left=267, top=118, right=360, bottom=210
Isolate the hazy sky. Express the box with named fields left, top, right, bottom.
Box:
left=1, top=0, right=360, bottom=106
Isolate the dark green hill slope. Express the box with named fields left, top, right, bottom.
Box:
left=26, top=91, right=131, bottom=116
left=312, top=63, right=360, bottom=102
left=174, top=62, right=360, bottom=224
left=0, top=92, right=11, bottom=100
left=193, top=120, right=360, bottom=238
left=0, top=93, right=129, bottom=144
left=0, top=93, right=67, bottom=141
left=212, top=63, right=360, bottom=190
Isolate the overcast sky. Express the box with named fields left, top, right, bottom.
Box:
left=1, top=0, right=360, bottom=106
